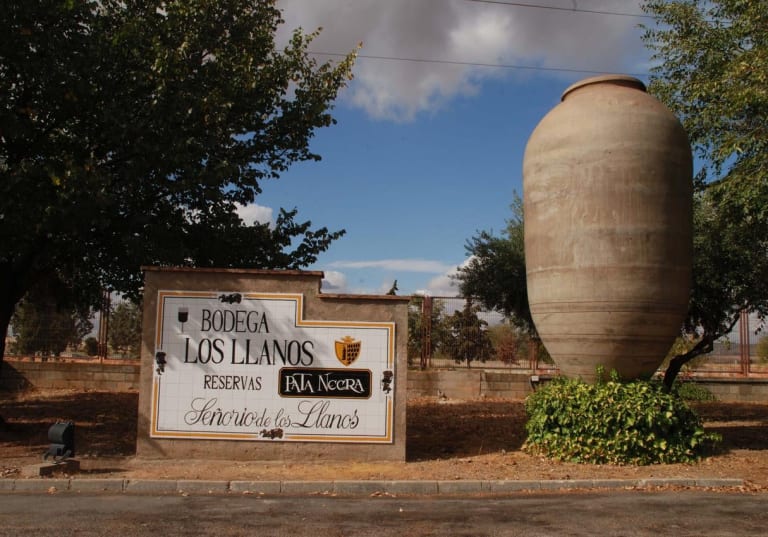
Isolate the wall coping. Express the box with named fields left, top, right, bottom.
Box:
left=139, top=266, right=412, bottom=301
left=141, top=266, right=325, bottom=277
left=319, top=293, right=411, bottom=302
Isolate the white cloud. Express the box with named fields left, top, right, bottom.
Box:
left=422, top=269, right=462, bottom=296
left=415, top=256, right=477, bottom=296
left=235, top=202, right=273, bottom=227
left=320, top=270, right=348, bottom=292
left=278, top=0, right=647, bottom=122
left=327, top=259, right=456, bottom=274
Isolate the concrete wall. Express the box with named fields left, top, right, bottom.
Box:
left=694, top=379, right=768, bottom=403
left=1, top=360, right=140, bottom=392
left=407, top=369, right=535, bottom=400
left=407, top=369, right=768, bottom=403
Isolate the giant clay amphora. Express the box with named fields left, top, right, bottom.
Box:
left=523, top=75, right=692, bottom=382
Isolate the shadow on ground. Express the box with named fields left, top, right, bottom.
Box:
left=694, top=402, right=768, bottom=451
left=0, top=391, right=137, bottom=457
left=1, top=391, right=767, bottom=463
left=406, top=399, right=527, bottom=461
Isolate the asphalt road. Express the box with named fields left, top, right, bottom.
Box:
left=0, top=491, right=766, bottom=536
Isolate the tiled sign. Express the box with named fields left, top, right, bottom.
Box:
left=150, top=291, right=395, bottom=443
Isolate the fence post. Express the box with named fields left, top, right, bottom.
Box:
left=97, top=290, right=110, bottom=363
left=740, top=309, right=750, bottom=376
left=528, top=339, right=538, bottom=372
left=420, top=296, right=432, bottom=370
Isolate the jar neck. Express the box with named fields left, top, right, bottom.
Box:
left=561, top=75, right=646, bottom=102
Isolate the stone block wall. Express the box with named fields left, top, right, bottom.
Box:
left=407, top=370, right=534, bottom=400
left=407, top=369, right=768, bottom=403
left=1, top=360, right=140, bottom=392
left=695, top=379, right=768, bottom=403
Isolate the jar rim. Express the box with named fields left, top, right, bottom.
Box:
left=561, top=75, right=646, bottom=101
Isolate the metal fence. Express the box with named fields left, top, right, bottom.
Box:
left=690, top=310, right=768, bottom=377
left=409, top=297, right=768, bottom=378
left=5, top=292, right=768, bottom=377
left=408, top=296, right=550, bottom=372
left=4, top=293, right=140, bottom=362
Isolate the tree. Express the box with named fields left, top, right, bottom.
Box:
left=486, top=324, right=519, bottom=364
left=757, top=336, right=768, bottom=363
left=11, top=277, right=92, bottom=358
left=407, top=296, right=428, bottom=366
left=456, top=193, right=534, bottom=333
left=108, top=301, right=142, bottom=357
left=641, top=0, right=768, bottom=388
left=0, top=1, right=356, bottom=364
left=487, top=322, right=532, bottom=365
left=407, top=296, right=451, bottom=367
left=83, top=336, right=99, bottom=357
left=444, top=300, right=494, bottom=368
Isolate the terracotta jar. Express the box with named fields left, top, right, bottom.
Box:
left=522, top=75, right=693, bottom=381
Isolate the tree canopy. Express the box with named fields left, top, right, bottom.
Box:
left=108, top=301, right=142, bottom=357
left=444, top=300, right=494, bottom=368
left=10, top=277, right=92, bottom=358
left=456, top=193, right=534, bottom=333
left=0, top=1, right=356, bottom=362
left=407, top=296, right=452, bottom=367
left=641, top=0, right=768, bottom=386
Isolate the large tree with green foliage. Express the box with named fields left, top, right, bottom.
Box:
left=108, top=301, right=142, bottom=358
left=0, top=1, right=356, bottom=363
left=407, top=296, right=451, bottom=367
left=641, top=0, right=768, bottom=387
left=456, top=193, right=534, bottom=333
left=11, top=277, right=92, bottom=358
left=444, top=300, right=494, bottom=368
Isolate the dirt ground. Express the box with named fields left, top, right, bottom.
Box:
left=1, top=389, right=767, bottom=491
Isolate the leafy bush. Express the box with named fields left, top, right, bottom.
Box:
left=524, top=371, right=721, bottom=465
left=108, top=301, right=142, bottom=357
left=757, top=336, right=768, bottom=363
left=673, top=381, right=717, bottom=402
left=83, top=336, right=99, bottom=357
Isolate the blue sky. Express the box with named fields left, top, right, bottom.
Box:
left=240, top=0, right=653, bottom=296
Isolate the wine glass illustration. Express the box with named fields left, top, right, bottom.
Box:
left=177, top=307, right=189, bottom=333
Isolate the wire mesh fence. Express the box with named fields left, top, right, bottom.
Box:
left=4, top=293, right=141, bottom=362
left=688, top=310, right=768, bottom=376
left=408, top=297, right=768, bottom=377
left=408, top=296, right=551, bottom=371
left=3, top=293, right=767, bottom=376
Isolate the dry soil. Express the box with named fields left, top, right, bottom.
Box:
left=1, top=390, right=767, bottom=491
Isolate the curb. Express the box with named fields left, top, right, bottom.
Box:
left=0, top=478, right=746, bottom=496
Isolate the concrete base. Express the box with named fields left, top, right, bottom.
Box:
left=22, top=460, right=80, bottom=478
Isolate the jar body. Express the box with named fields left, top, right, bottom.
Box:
left=523, top=75, right=693, bottom=381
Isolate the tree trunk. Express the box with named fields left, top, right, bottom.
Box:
left=0, top=289, right=22, bottom=373
left=0, top=304, right=10, bottom=372
left=662, top=335, right=715, bottom=391
left=0, top=267, right=34, bottom=377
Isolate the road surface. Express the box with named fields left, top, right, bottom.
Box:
left=0, top=490, right=765, bottom=536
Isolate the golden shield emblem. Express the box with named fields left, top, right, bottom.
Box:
left=335, top=336, right=361, bottom=366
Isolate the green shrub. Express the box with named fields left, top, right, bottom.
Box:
left=524, top=371, right=721, bottom=465
left=757, top=336, right=768, bottom=363
left=84, top=336, right=99, bottom=357
left=673, top=381, right=717, bottom=402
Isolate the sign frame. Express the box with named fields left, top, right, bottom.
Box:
left=150, top=290, right=396, bottom=444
